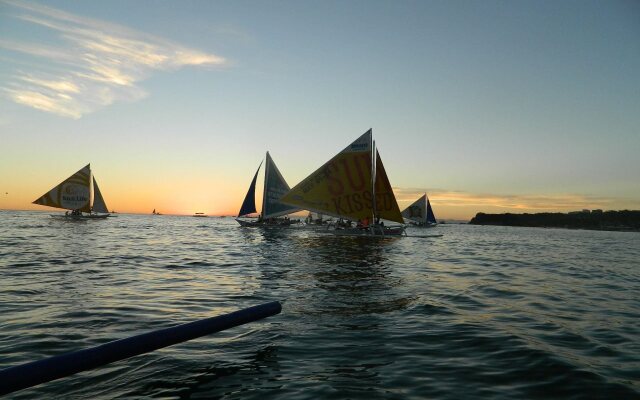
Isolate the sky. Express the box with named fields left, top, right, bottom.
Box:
left=0, top=0, right=638, bottom=219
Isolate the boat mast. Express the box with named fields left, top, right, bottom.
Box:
left=89, top=166, right=93, bottom=213
left=261, top=152, right=269, bottom=218
left=371, top=136, right=377, bottom=222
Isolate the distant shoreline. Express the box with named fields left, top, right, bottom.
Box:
left=469, top=210, right=640, bottom=232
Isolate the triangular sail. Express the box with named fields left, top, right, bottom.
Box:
left=262, top=152, right=301, bottom=219
left=92, top=176, right=109, bottom=213
left=374, top=150, right=404, bottom=223
left=280, top=130, right=374, bottom=221
left=33, top=164, right=91, bottom=212
left=426, top=197, right=437, bottom=224
left=402, top=194, right=427, bottom=224
left=238, top=161, right=262, bottom=217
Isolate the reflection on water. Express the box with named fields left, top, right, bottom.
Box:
left=0, top=211, right=639, bottom=399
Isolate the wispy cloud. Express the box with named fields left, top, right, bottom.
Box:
left=394, top=187, right=630, bottom=212
left=1, top=0, right=226, bottom=118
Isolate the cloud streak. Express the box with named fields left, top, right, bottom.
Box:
left=1, top=0, right=226, bottom=118
left=394, top=187, right=633, bottom=213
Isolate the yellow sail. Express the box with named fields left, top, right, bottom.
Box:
left=33, top=164, right=91, bottom=212
left=280, top=130, right=375, bottom=221
left=374, top=150, right=404, bottom=223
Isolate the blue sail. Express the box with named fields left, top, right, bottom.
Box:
left=238, top=161, right=262, bottom=217
left=426, top=198, right=437, bottom=224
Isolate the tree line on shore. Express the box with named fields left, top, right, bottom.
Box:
left=469, top=210, right=640, bottom=231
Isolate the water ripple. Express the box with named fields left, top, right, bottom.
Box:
left=0, top=212, right=638, bottom=398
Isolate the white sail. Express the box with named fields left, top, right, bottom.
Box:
left=33, top=164, right=91, bottom=212
left=401, top=194, right=428, bottom=224
left=262, top=152, right=301, bottom=219
left=92, top=176, right=109, bottom=214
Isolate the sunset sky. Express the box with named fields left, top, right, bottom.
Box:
left=1, top=0, right=638, bottom=219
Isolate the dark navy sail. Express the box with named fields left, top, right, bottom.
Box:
left=426, top=198, right=437, bottom=224
left=238, top=162, right=262, bottom=217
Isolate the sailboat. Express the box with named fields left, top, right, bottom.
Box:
left=33, top=164, right=110, bottom=219
left=236, top=152, right=301, bottom=227
left=402, top=193, right=437, bottom=227
left=280, top=129, right=405, bottom=236
left=152, top=209, right=162, bottom=215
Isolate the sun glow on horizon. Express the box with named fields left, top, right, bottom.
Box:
left=3, top=182, right=638, bottom=221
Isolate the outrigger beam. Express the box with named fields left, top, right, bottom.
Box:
left=0, top=301, right=282, bottom=396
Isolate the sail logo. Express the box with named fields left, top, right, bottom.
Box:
left=60, top=183, right=89, bottom=209
left=62, top=184, right=87, bottom=201
left=349, top=142, right=369, bottom=151
left=326, top=155, right=371, bottom=196
left=407, top=206, right=423, bottom=218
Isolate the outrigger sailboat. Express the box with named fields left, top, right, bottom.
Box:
left=280, top=129, right=406, bottom=236
left=402, top=193, right=437, bottom=227
left=33, top=164, right=110, bottom=219
left=236, top=152, right=301, bottom=227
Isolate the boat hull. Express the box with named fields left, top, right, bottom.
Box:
left=409, top=222, right=438, bottom=228
left=50, top=214, right=109, bottom=220
left=319, top=225, right=406, bottom=237
left=235, top=218, right=300, bottom=227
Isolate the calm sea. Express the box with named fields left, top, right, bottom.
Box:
left=0, top=210, right=639, bottom=399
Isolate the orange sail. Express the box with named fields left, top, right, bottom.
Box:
left=280, top=130, right=375, bottom=221
left=33, top=164, right=92, bottom=212
left=374, top=149, right=404, bottom=223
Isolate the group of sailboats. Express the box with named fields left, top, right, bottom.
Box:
left=236, top=129, right=437, bottom=236
left=33, top=164, right=110, bottom=219
left=33, top=130, right=437, bottom=230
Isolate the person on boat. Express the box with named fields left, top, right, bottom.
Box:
left=258, top=214, right=263, bottom=222
left=363, top=216, right=370, bottom=228
left=65, top=211, right=69, bottom=216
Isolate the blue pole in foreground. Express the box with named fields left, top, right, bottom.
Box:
left=0, top=301, right=282, bottom=396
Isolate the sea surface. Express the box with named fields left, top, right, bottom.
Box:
left=1, top=210, right=639, bottom=399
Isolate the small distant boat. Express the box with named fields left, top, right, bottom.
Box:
left=236, top=152, right=301, bottom=227
left=33, top=164, right=110, bottom=219
left=152, top=209, right=162, bottom=215
left=402, top=193, right=437, bottom=227
left=280, top=129, right=406, bottom=236
left=193, top=212, right=207, bottom=217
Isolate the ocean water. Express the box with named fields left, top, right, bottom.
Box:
left=0, top=210, right=639, bottom=399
